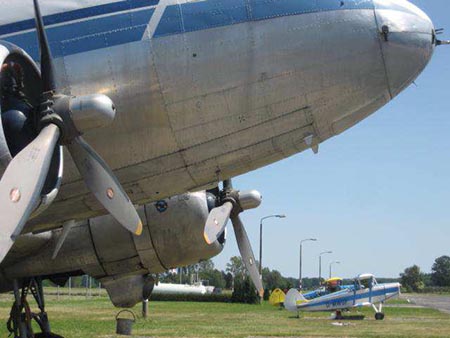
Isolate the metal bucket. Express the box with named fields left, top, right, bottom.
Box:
left=115, top=310, right=136, bottom=336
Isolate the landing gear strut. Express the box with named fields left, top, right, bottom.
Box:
left=372, top=302, right=385, bottom=320
left=7, top=278, right=64, bottom=338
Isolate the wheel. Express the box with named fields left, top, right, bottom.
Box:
left=374, top=312, right=385, bottom=320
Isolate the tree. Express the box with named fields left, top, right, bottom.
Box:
left=159, top=270, right=178, bottom=284
left=223, top=272, right=233, bottom=289
left=194, top=259, right=225, bottom=288
left=198, top=259, right=215, bottom=272
left=204, top=269, right=226, bottom=288
left=262, top=268, right=287, bottom=291
left=400, top=265, right=425, bottom=292
left=226, top=256, right=246, bottom=279
left=431, top=256, right=450, bottom=287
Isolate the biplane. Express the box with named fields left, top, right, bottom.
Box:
left=285, top=274, right=401, bottom=320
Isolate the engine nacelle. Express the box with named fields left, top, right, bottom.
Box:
left=0, top=41, right=63, bottom=218
left=1, top=191, right=225, bottom=307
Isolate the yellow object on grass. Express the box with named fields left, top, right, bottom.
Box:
left=269, top=288, right=286, bottom=306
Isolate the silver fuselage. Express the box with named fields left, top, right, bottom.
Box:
left=0, top=0, right=435, bottom=232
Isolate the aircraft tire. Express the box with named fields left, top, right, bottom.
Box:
left=375, top=312, right=385, bottom=320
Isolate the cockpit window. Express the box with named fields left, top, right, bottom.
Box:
left=360, top=279, right=371, bottom=289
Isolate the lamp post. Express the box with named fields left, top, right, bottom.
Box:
left=318, top=251, right=332, bottom=285
left=329, top=261, right=341, bottom=278
left=259, top=215, right=286, bottom=277
left=299, top=238, right=317, bottom=290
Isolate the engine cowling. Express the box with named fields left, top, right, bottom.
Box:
left=1, top=191, right=225, bottom=307
left=0, top=41, right=63, bottom=218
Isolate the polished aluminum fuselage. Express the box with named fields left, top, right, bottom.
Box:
left=0, top=0, right=434, bottom=232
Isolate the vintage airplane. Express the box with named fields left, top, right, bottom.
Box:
left=285, top=274, right=401, bottom=320
left=0, top=0, right=447, bottom=336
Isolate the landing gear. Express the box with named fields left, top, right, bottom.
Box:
left=7, top=278, right=64, bottom=338
left=374, top=312, right=385, bottom=320
left=372, top=302, right=385, bottom=320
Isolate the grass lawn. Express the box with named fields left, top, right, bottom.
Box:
left=0, top=293, right=449, bottom=337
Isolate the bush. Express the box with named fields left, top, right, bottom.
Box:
left=231, top=278, right=259, bottom=304
left=263, top=288, right=270, bottom=301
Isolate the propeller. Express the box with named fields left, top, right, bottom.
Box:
left=435, top=28, right=450, bottom=45
left=0, top=0, right=142, bottom=262
left=204, top=179, right=264, bottom=298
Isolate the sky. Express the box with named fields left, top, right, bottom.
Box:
left=213, top=0, right=450, bottom=280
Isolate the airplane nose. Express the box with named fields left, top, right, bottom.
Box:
left=374, top=0, right=435, bottom=97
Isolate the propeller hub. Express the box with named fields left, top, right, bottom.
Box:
left=39, top=94, right=117, bottom=145
left=69, top=94, right=116, bottom=132
left=237, top=190, right=262, bottom=211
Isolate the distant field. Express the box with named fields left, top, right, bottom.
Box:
left=0, top=292, right=449, bottom=337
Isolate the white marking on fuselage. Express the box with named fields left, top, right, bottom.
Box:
left=144, top=0, right=180, bottom=39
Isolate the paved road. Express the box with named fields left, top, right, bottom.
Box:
left=403, top=294, right=450, bottom=314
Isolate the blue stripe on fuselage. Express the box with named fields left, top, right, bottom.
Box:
left=0, top=0, right=159, bottom=36
left=0, top=0, right=375, bottom=59
left=2, top=8, right=155, bottom=60
left=154, top=0, right=375, bottom=37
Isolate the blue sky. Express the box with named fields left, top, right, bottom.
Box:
left=213, top=0, right=450, bottom=279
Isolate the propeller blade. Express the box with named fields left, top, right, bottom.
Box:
left=203, top=201, right=233, bottom=244
left=231, top=214, right=264, bottom=298
left=67, top=136, right=143, bottom=235
left=0, top=124, right=60, bottom=261
left=33, top=0, right=56, bottom=92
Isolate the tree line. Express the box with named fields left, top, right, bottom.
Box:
left=160, top=255, right=450, bottom=296
left=158, top=256, right=303, bottom=293
left=400, top=255, right=450, bottom=292
left=158, top=255, right=370, bottom=296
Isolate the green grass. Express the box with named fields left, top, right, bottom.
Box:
left=0, top=293, right=449, bottom=337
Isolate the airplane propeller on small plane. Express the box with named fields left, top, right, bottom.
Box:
left=204, top=179, right=264, bottom=298
left=0, top=0, right=143, bottom=262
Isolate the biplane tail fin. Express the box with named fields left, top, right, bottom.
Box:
left=285, top=288, right=307, bottom=312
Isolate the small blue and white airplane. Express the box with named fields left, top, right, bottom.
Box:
left=285, top=274, right=401, bottom=320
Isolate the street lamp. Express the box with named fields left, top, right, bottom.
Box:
left=299, top=238, right=317, bottom=290
left=329, top=261, right=341, bottom=278
left=318, top=251, right=332, bottom=285
left=259, top=214, right=286, bottom=277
